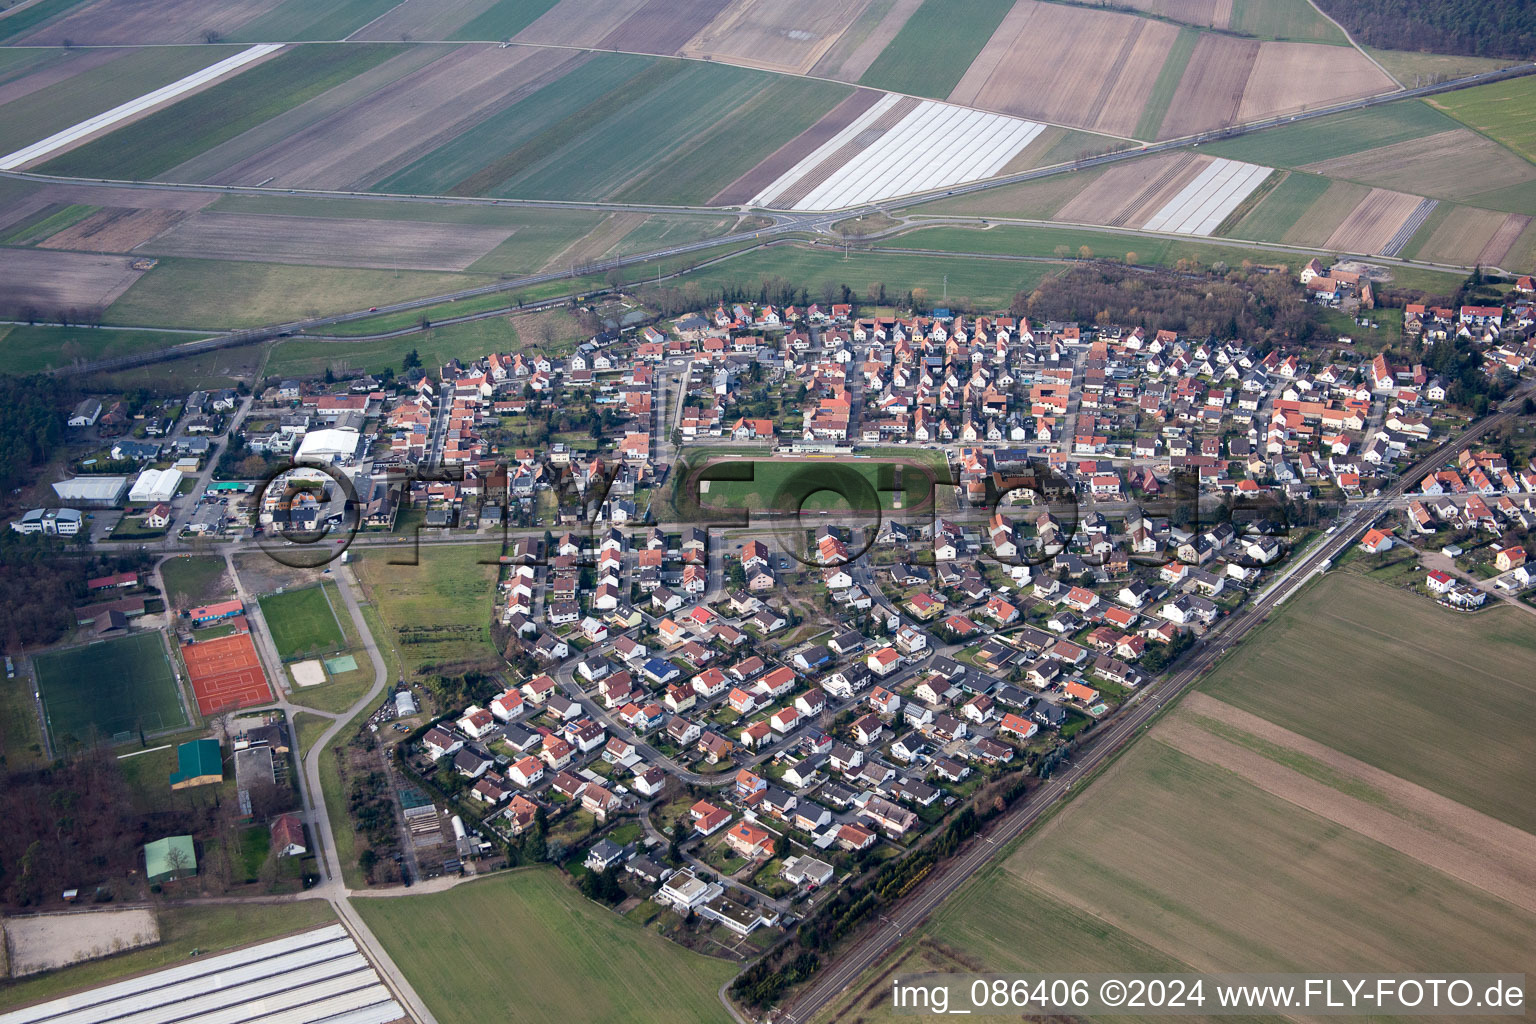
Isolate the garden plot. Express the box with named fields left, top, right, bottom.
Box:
left=140, top=211, right=516, bottom=271
left=1141, top=158, right=1272, bottom=235
left=679, top=0, right=873, bottom=76
left=750, top=96, right=1045, bottom=210
left=0, top=44, right=281, bottom=170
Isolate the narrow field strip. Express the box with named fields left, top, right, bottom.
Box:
left=0, top=44, right=282, bottom=170
left=1141, top=157, right=1271, bottom=235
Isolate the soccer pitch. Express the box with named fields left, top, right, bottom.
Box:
left=34, top=632, right=186, bottom=745
left=259, top=584, right=345, bottom=660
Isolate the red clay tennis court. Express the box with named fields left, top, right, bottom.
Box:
left=181, top=631, right=272, bottom=716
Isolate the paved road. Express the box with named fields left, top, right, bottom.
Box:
left=773, top=386, right=1534, bottom=1024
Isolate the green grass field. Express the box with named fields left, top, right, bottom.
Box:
left=34, top=632, right=186, bottom=745
left=1201, top=573, right=1536, bottom=834
left=1228, top=0, right=1347, bottom=42
left=1138, top=26, right=1200, bottom=140
left=266, top=316, right=521, bottom=378
left=160, top=555, right=232, bottom=610
left=0, top=0, right=92, bottom=44
left=351, top=543, right=502, bottom=677
left=1202, top=98, right=1462, bottom=168
left=689, top=457, right=940, bottom=514
left=1224, top=170, right=1332, bottom=242
left=353, top=869, right=737, bottom=1024
left=0, top=46, right=223, bottom=154
left=1429, top=75, right=1536, bottom=164
left=1366, top=48, right=1522, bottom=89
left=0, top=676, right=45, bottom=769
left=380, top=54, right=848, bottom=204
left=0, top=325, right=206, bottom=374
left=0, top=901, right=335, bottom=1012
left=449, top=0, right=561, bottom=41
left=259, top=584, right=345, bottom=660
left=105, top=258, right=494, bottom=328
left=227, top=0, right=404, bottom=42
left=41, top=45, right=403, bottom=180
left=858, top=0, right=1015, bottom=99
left=678, top=241, right=1066, bottom=311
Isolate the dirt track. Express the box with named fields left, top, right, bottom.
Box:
left=1164, top=695, right=1536, bottom=914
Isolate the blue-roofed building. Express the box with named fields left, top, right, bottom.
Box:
left=641, top=658, right=682, bottom=685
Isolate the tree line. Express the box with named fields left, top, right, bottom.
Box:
left=1313, top=0, right=1535, bottom=58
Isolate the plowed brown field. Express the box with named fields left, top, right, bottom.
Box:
left=949, top=1, right=1178, bottom=137
left=37, top=206, right=184, bottom=252
left=352, top=0, right=499, bottom=41
left=0, top=249, right=146, bottom=315
left=140, top=211, right=515, bottom=271
left=1479, top=212, right=1531, bottom=266
left=1118, top=0, right=1231, bottom=26
left=1324, top=187, right=1430, bottom=255
left=598, top=0, right=735, bottom=55
left=1054, top=152, right=1207, bottom=227
left=810, top=0, right=924, bottom=82
left=1233, top=40, right=1394, bottom=123
left=514, top=0, right=649, bottom=46
left=1156, top=34, right=1257, bottom=138
left=679, top=0, right=873, bottom=76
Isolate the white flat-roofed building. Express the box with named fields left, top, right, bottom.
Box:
left=129, top=467, right=182, bottom=504
left=296, top=427, right=361, bottom=463
left=656, top=868, right=722, bottom=912
left=52, top=476, right=128, bottom=506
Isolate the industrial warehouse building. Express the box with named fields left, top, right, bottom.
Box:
left=52, top=476, right=128, bottom=506
left=129, top=467, right=183, bottom=504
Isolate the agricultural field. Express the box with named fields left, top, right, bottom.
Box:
left=353, top=869, right=736, bottom=1024
left=1301, top=128, right=1536, bottom=207
left=1205, top=97, right=1462, bottom=166
left=1367, top=47, right=1523, bottom=88
left=0, top=45, right=221, bottom=155
left=908, top=166, right=1111, bottom=219
left=0, top=324, right=202, bottom=374
left=448, top=0, right=562, bottom=42
left=258, top=584, right=346, bottom=661
left=1201, top=573, right=1536, bottom=835
left=1322, top=187, right=1429, bottom=255
left=1223, top=169, right=1330, bottom=241
left=104, top=258, right=492, bottom=329
left=678, top=0, right=873, bottom=76
left=38, top=44, right=404, bottom=180
left=0, top=249, right=148, bottom=321
left=940, top=1, right=1390, bottom=140
left=857, top=0, right=1014, bottom=100
left=12, top=0, right=287, bottom=45
left=1429, top=76, right=1536, bottom=165
left=1225, top=0, right=1346, bottom=42
left=227, top=0, right=406, bottom=42
left=818, top=705, right=1536, bottom=1024
left=748, top=95, right=1048, bottom=210
left=1401, top=203, right=1531, bottom=266
left=0, top=0, right=95, bottom=43
left=33, top=632, right=186, bottom=746
left=809, top=0, right=924, bottom=83
left=350, top=542, right=502, bottom=678
left=377, top=52, right=852, bottom=205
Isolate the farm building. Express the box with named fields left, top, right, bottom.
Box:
left=143, top=835, right=197, bottom=883
left=168, top=738, right=223, bottom=789
left=271, top=813, right=307, bottom=857
left=52, top=476, right=128, bottom=506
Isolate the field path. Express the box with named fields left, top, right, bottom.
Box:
left=1162, top=696, right=1536, bottom=913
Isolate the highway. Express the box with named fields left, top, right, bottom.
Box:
left=772, top=385, right=1533, bottom=1024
